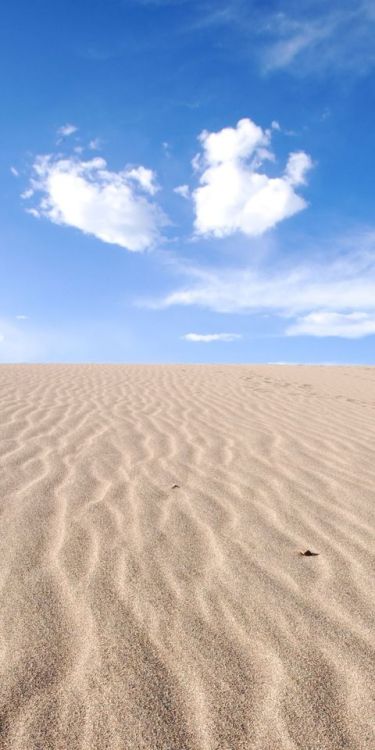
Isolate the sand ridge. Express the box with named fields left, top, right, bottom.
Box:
left=0, top=364, right=374, bottom=749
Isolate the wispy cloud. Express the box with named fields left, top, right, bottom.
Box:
left=174, top=184, right=190, bottom=199
left=286, top=311, right=375, bottom=338
left=159, top=232, right=375, bottom=315
left=262, top=16, right=333, bottom=72
left=260, top=2, right=375, bottom=75
left=57, top=123, right=78, bottom=138
left=89, top=138, right=101, bottom=150
left=182, top=332, right=242, bottom=342
left=152, top=230, right=375, bottom=337
left=192, top=118, right=312, bottom=239
left=180, top=0, right=375, bottom=78
left=24, top=154, right=167, bottom=252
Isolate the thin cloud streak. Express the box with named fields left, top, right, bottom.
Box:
left=182, top=332, right=242, bottom=342
left=182, top=0, right=375, bottom=77
left=286, top=311, right=375, bottom=338
left=260, top=1, right=375, bottom=75
left=159, top=257, right=375, bottom=315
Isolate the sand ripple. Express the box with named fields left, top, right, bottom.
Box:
left=0, top=365, right=374, bottom=749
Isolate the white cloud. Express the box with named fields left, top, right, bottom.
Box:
left=125, top=165, right=159, bottom=195
left=15, top=315, right=28, bottom=320
left=152, top=230, right=375, bottom=337
left=285, top=152, right=312, bottom=185
left=160, top=234, right=375, bottom=315
left=26, top=154, right=166, bottom=251
left=174, top=184, right=190, bottom=199
left=286, top=311, right=375, bottom=338
left=10, top=166, right=19, bottom=177
left=57, top=123, right=78, bottom=138
left=192, top=118, right=312, bottom=239
left=182, top=332, right=242, bottom=342
left=26, top=208, right=40, bottom=218
left=21, top=188, right=34, bottom=199
left=191, top=152, right=201, bottom=173
left=199, top=118, right=267, bottom=164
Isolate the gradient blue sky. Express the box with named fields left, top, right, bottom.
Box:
left=2, top=0, right=375, bottom=363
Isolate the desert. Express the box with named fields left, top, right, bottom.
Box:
left=0, top=364, right=374, bottom=749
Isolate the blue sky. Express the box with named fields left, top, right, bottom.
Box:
left=2, top=0, right=375, bottom=363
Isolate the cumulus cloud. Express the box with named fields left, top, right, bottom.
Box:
left=286, top=311, right=375, bottom=338
left=182, top=332, right=242, bottom=342
left=25, top=155, right=166, bottom=251
left=192, top=118, right=312, bottom=239
left=57, top=123, right=78, bottom=138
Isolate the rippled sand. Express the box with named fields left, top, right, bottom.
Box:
left=0, top=365, right=374, bottom=749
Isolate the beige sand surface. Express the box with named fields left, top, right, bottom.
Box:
left=0, top=364, right=374, bottom=750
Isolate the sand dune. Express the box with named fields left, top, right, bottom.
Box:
left=0, top=364, right=374, bottom=749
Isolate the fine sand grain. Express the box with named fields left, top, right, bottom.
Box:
left=0, top=364, right=374, bottom=750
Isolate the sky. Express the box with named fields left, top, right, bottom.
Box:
left=1, top=0, right=375, bottom=363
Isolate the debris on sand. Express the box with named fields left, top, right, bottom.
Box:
left=299, top=549, right=320, bottom=556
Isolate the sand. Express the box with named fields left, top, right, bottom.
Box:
left=0, top=364, right=374, bottom=750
